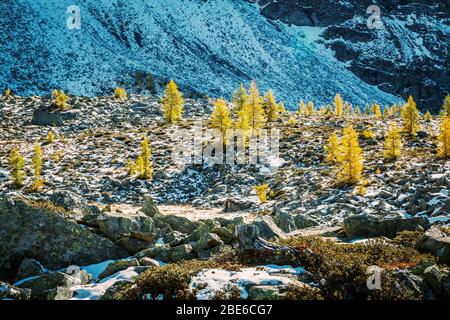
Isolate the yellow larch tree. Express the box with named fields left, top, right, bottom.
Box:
left=401, top=95, right=420, bottom=136
left=441, top=95, right=450, bottom=117
left=232, top=83, right=248, bottom=114
left=324, top=132, right=340, bottom=164
left=437, top=116, right=450, bottom=159
left=211, top=98, right=232, bottom=144
left=307, top=101, right=316, bottom=116
left=334, top=94, right=343, bottom=117
left=30, top=144, right=44, bottom=192
left=235, top=108, right=251, bottom=146
left=383, top=105, right=390, bottom=118
left=138, top=136, right=152, bottom=180
left=383, top=123, right=402, bottom=161
left=162, top=80, right=184, bottom=124
left=424, top=111, right=432, bottom=122
left=298, top=100, right=308, bottom=116
left=9, top=148, right=25, bottom=188
left=373, top=103, right=382, bottom=119
left=263, top=90, right=281, bottom=122
left=244, top=81, right=265, bottom=135
left=337, top=125, right=363, bottom=185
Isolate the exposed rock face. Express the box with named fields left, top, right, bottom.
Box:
left=255, top=0, right=450, bottom=112
left=0, top=197, right=128, bottom=280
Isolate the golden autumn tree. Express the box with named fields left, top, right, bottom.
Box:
left=383, top=105, right=390, bottom=118
left=235, top=108, right=251, bottom=147
left=390, top=103, right=398, bottom=116
left=401, top=95, right=420, bottom=136
left=441, top=95, right=450, bottom=116
left=337, top=125, right=363, bottom=185
left=162, top=80, right=184, bottom=124
left=52, top=89, right=68, bottom=110
left=437, top=116, right=450, bottom=159
left=30, top=144, right=44, bottom=192
left=424, top=111, right=432, bottom=122
left=372, top=104, right=382, bottom=119
left=255, top=184, right=269, bottom=204
left=9, top=148, right=25, bottom=188
left=211, top=98, right=232, bottom=144
left=263, top=90, right=281, bottom=122
left=383, top=123, right=402, bottom=161
left=298, top=100, right=308, bottom=116
left=5, top=88, right=11, bottom=98
left=278, top=102, right=286, bottom=114
left=139, top=136, right=152, bottom=180
left=344, top=102, right=352, bottom=117
left=324, top=132, right=340, bottom=164
left=244, top=81, right=265, bottom=135
left=232, top=83, right=248, bottom=114
left=334, top=94, right=343, bottom=117
left=307, top=101, right=316, bottom=116
left=114, top=87, right=128, bottom=101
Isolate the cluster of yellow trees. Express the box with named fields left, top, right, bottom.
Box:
left=8, top=145, right=43, bottom=191
left=52, top=89, right=68, bottom=111
left=8, top=130, right=67, bottom=191
left=209, top=81, right=284, bottom=144
left=127, top=136, right=152, bottom=180
left=325, top=95, right=450, bottom=186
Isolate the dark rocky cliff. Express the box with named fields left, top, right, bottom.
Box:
left=254, top=0, right=450, bottom=113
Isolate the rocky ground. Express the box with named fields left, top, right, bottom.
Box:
left=0, top=95, right=449, bottom=300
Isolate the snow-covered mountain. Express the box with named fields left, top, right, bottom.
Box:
left=0, top=0, right=448, bottom=110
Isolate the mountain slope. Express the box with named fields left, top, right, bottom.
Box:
left=0, top=0, right=400, bottom=109
left=256, top=0, right=450, bottom=112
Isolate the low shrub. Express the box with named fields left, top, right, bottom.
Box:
left=277, top=236, right=436, bottom=299
left=114, top=259, right=241, bottom=300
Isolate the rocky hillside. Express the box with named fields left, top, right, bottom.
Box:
left=256, top=0, right=450, bottom=113
left=1, top=0, right=448, bottom=111
left=0, top=0, right=411, bottom=109
left=0, top=94, right=449, bottom=300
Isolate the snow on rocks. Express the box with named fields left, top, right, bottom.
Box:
left=190, top=265, right=307, bottom=300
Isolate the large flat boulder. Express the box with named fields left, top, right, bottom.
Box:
left=343, top=214, right=429, bottom=239
left=31, top=105, right=78, bottom=126
left=0, top=197, right=128, bottom=280
left=418, top=227, right=450, bottom=265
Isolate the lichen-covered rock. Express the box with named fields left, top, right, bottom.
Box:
left=16, top=272, right=78, bottom=300
left=251, top=216, right=287, bottom=240
left=158, top=214, right=201, bottom=234
left=155, top=244, right=193, bottom=263
left=98, top=258, right=140, bottom=280
left=97, top=211, right=154, bottom=241
left=14, top=258, right=48, bottom=282
left=49, top=190, right=83, bottom=211
left=0, top=282, right=31, bottom=300
left=343, top=214, right=429, bottom=239
left=418, top=227, right=450, bottom=265
left=162, top=231, right=189, bottom=247
left=31, top=105, right=79, bottom=126
left=196, top=233, right=224, bottom=251
left=0, top=197, right=128, bottom=279
left=423, top=265, right=443, bottom=295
